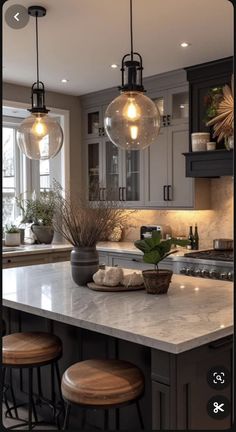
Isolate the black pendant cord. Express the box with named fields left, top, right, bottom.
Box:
left=35, top=13, right=40, bottom=87
left=130, top=0, right=134, bottom=61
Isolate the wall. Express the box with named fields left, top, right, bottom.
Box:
left=3, top=82, right=82, bottom=200
left=123, top=176, right=233, bottom=249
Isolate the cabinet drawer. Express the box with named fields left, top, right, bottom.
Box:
left=109, top=254, right=152, bottom=271
left=98, top=252, right=109, bottom=266
left=51, top=252, right=71, bottom=263
left=2, top=253, right=50, bottom=268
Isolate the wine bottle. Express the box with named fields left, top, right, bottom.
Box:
left=187, top=226, right=194, bottom=250
left=193, top=224, right=199, bottom=250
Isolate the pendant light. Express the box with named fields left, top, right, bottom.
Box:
left=17, top=6, right=63, bottom=160
left=104, top=0, right=161, bottom=150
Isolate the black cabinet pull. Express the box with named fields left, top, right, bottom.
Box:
left=99, top=187, right=102, bottom=201
left=163, top=185, right=167, bottom=201
left=167, top=114, right=171, bottom=126
left=98, top=127, right=102, bottom=137
left=119, top=187, right=122, bottom=201
left=209, top=336, right=232, bottom=349
left=167, top=185, right=172, bottom=201
left=162, top=115, right=167, bottom=127
left=122, top=187, right=126, bottom=201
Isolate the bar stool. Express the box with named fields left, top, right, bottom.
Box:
left=61, top=359, right=145, bottom=430
left=2, top=331, right=63, bottom=430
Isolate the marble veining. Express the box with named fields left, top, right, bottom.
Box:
left=3, top=262, right=233, bottom=354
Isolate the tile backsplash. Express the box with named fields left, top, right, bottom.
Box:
left=123, top=177, right=233, bottom=249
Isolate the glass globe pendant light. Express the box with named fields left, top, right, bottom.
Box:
left=104, top=0, right=161, bottom=150
left=16, top=6, right=63, bottom=160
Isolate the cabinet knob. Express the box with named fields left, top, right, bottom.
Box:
left=167, top=114, right=171, bottom=126
left=201, top=269, right=209, bottom=277
left=162, top=115, right=167, bottom=127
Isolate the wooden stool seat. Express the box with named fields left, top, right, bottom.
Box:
left=3, top=332, right=62, bottom=366
left=61, top=359, right=144, bottom=406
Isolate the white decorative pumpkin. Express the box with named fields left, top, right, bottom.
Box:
left=103, top=267, right=124, bottom=286
left=122, top=272, right=143, bottom=287
left=93, top=269, right=106, bottom=285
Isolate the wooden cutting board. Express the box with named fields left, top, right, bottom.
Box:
left=87, top=282, right=145, bottom=292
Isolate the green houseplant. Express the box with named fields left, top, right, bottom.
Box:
left=134, top=231, right=189, bottom=294
left=4, top=224, right=21, bottom=247
left=16, top=191, right=56, bottom=244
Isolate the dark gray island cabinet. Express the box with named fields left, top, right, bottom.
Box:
left=3, top=262, right=233, bottom=430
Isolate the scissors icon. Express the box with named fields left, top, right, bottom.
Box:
left=213, top=402, right=225, bottom=413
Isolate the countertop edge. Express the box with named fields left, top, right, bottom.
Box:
left=2, top=298, right=233, bottom=354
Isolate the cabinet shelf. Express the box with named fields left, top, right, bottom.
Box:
left=183, top=149, right=233, bottom=178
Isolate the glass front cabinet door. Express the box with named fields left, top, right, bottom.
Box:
left=87, top=139, right=103, bottom=201
left=84, top=107, right=103, bottom=139
left=168, top=86, right=189, bottom=125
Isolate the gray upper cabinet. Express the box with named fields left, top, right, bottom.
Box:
left=81, top=69, right=210, bottom=210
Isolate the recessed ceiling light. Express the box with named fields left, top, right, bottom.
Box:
left=61, top=78, right=68, bottom=83
left=110, top=64, right=119, bottom=69
left=180, top=104, right=185, bottom=109
left=180, top=42, right=191, bottom=48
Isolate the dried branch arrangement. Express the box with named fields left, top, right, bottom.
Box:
left=52, top=181, right=131, bottom=247
left=207, top=76, right=234, bottom=142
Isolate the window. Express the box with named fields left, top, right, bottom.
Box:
left=2, top=112, right=64, bottom=227
left=40, top=160, right=50, bottom=191
left=2, top=126, right=21, bottom=226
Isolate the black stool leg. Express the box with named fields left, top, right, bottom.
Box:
left=2, top=367, right=13, bottom=419
left=104, top=409, right=109, bottom=430
left=9, top=369, right=19, bottom=419
left=37, top=367, right=43, bottom=403
left=81, top=408, right=86, bottom=429
left=115, top=408, right=120, bottom=430
left=62, top=402, right=71, bottom=430
left=28, top=368, right=33, bottom=431
left=136, top=400, right=144, bottom=430
left=55, top=361, right=63, bottom=401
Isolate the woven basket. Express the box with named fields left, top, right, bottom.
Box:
left=142, top=269, right=173, bottom=294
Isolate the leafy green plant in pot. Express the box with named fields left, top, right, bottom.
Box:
left=134, top=232, right=189, bottom=294
left=4, top=224, right=21, bottom=246
left=16, top=191, right=55, bottom=244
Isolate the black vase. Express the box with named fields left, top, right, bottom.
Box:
left=71, top=247, right=99, bottom=286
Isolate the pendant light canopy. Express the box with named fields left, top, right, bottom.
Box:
left=104, top=0, right=160, bottom=151
left=17, top=6, right=63, bottom=160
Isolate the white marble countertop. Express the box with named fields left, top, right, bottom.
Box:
left=3, top=261, right=233, bottom=354
left=2, top=243, right=73, bottom=257
left=2, top=241, right=187, bottom=259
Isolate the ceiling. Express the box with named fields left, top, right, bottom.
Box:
left=3, top=0, right=233, bottom=96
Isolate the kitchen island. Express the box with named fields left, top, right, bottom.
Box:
left=2, top=262, right=233, bottom=430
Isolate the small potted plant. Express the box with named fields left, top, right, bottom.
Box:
left=4, top=224, right=21, bottom=247
left=16, top=191, right=56, bottom=244
left=134, top=231, right=189, bottom=294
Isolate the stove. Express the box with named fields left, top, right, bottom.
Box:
left=173, top=249, right=234, bottom=281
left=184, top=249, right=233, bottom=262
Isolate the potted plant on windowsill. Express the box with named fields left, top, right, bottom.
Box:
left=16, top=191, right=56, bottom=244
left=4, top=224, right=21, bottom=246
left=134, top=231, right=189, bottom=294
left=52, top=181, right=129, bottom=286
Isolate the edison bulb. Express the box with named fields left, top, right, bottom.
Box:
left=31, top=117, right=48, bottom=137
left=124, top=97, right=141, bottom=120
left=104, top=91, right=161, bottom=150
left=17, top=113, right=63, bottom=160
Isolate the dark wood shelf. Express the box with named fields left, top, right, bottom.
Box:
left=183, top=149, right=233, bottom=178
